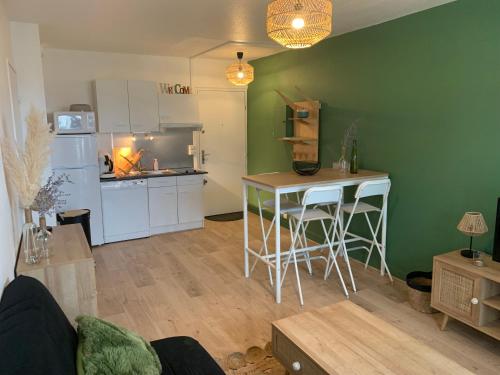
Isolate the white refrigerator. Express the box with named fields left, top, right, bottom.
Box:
left=51, top=134, right=104, bottom=246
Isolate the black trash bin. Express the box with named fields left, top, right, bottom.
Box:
left=56, top=209, right=92, bottom=248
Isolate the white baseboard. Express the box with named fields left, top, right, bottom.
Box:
left=104, top=230, right=150, bottom=244
left=150, top=220, right=204, bottom=235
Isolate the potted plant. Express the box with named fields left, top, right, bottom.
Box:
left=31, top=173, right=71, bottom=258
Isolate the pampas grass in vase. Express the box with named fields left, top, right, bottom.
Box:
left=1, top=107, right=54, bottom=264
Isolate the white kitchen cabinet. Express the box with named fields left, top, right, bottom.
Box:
left=128, top=80, right=159, bottom=133
left=177, top=176, right=204, bottom=224
left=101, top=175, right=205, bottom=240
left=95, top=80, right=130, bottom=133
left=149, top=185, right=178, bottom=228
left=158, top=94, right=201, bottom=128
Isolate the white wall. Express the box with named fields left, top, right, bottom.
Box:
left=0, top=3, right=18, bottom=295
left=42, top=48, right=236, bottom=114
left=10, top=22, right=53, bottom=227
left=42, top=48, right=240, bottom=155
left=10, top=22, right=47, bottom=129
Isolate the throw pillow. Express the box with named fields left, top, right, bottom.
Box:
left=76, top=315, right=161, bottom=375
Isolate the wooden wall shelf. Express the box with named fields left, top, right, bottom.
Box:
left=278, top=137, right=317, bottom=145
left=287, top=117, right=313, bottom=124
left=275, top=89, right=320, bottom=164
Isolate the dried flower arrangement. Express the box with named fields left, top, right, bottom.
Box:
left=341, top=121, right=359, bottom=156
left=31, top=173, right=71, bottom=217
left=1, top=108, right=54, bottom=208
left=337, top=121, right=359, bottom=172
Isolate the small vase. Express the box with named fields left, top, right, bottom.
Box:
left=338, top=145, right=349, bottom=173
left=22, top=208, right=40, bottom=264
left=36, top=215, right=53, bottom=258
left=350, top=139, right=358, bottom=174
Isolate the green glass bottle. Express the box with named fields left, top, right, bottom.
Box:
left=350, top=139, right=358, bottom=174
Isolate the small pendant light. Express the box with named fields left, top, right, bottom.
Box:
left=267, top=0, right=333, bottom=49
left=226, top=52, right=254, bottom=86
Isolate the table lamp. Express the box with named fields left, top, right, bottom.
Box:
left=457, top=212, right=488, bottom=258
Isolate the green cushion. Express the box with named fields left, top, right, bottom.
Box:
left=76, top=316, right=162, bottom=375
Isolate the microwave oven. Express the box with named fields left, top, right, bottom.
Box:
left=53, top=111, right=96, bottom=134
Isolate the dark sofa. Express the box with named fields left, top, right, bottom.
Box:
left=0, top=276, right=225, bottom=375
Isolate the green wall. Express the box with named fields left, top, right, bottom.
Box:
left=247, top=0, right=500, bottom=278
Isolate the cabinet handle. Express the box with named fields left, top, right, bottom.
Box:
left=471, top=297, right=479, bottom=305
left=292, top=361, right=301, bottom=371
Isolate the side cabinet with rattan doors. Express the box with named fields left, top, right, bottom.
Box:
left=431, top=251, right=500, bottom=340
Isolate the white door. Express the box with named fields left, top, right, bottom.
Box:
left=197, top=89, right=246, bottom=216
left=128, top=80, right=159, bottom=133
left=95, top=80, right=130, bottom=133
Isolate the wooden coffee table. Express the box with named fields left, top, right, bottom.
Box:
left=272, top=301, right=472, bottom=374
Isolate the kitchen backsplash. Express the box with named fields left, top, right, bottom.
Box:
left=97, top=129, right=195, bottom=170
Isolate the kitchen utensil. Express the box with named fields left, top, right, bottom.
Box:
left=104, top=154, right=114, bottom=173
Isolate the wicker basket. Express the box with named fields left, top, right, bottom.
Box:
left=406, top=271, right=435, bottom=314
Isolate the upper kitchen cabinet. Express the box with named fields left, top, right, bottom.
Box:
left=95, top=80, right=159, bottom=133
left=128, top=80, right=159, bottom=133
left=95, top=80, right=130, bottom=133
left=158, top=93, right=202, bottom=129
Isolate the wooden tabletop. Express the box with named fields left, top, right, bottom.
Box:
left=273, top=301, right=473, bottom=375
left=242, top=168, right=388, bottom=189
left=17, top=224, right=92, bottom=272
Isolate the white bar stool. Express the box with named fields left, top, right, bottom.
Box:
left=282, top=185, right=352, bottom=305
left=251, top=191, right=304, bottom=285
left=327, top=179, right=393, bottom=282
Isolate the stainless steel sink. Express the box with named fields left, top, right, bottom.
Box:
left=140, top=169, right=176, bottom=176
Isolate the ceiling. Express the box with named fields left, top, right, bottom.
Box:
left=4, top=0, right=455, bottom=60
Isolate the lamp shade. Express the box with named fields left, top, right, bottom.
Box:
left=267, top=0, right=333, bottom=49
left=226, top=52, right=254, bottom=86
left=457, top=212, right=488, bottom=236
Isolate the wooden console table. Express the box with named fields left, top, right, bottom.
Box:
left=272, top=301, right=471, bottom=374
left=16, top=224, right=97, bottom=325
left=431, top=250, right=500, bottom=340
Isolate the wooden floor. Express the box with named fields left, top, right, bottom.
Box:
left=93, top=213, right=500, bottom=373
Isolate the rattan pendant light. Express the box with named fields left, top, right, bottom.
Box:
left=267, top=0, right=333, bottom=49
left=226, top=52, right=254, bottom=86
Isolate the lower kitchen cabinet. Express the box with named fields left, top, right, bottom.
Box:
left=146, top=174, right=204, bottom=236
left=101, top=175, right=205, bottom=240
left=178, top=183, right=203, bottom=224
left=149, top=185, right=178, bottom=228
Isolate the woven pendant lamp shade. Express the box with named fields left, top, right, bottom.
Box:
left=267, top=0, right=333, bottom=49
left=226, top=52, right=254, bottom=86
left=457, top=212, right=488, bottom=236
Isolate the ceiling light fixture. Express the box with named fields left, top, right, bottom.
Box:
left=226, top=52, right=254, bottom=86
left=267, top=0, right=333, bottom=49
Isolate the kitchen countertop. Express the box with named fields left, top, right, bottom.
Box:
left=100, top=169, right=207, bottom=182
